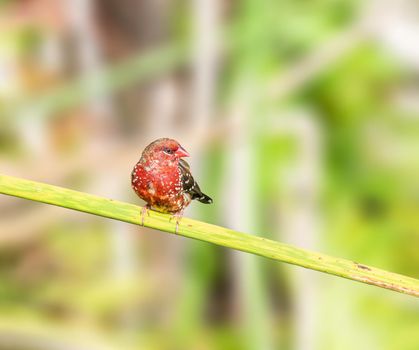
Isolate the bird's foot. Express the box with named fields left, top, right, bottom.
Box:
left=140, top=204, right=151, bottom=226
left=169, top=211, right=184, bottom=234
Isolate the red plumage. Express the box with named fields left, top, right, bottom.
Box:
left=131, top=138, right=212, bottom=219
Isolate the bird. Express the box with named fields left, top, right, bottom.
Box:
left=131, top=138, right=212, bottom=233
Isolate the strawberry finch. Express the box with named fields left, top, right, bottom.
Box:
left=131, top=138, right=212, bottom=232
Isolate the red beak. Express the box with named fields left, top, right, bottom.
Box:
left=175, top=146, right=190, bottom=158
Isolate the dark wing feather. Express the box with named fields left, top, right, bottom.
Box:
left=178, top=159, right=213, bottom=204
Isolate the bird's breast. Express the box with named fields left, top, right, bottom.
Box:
left=131, top=161, right=188, bottom=213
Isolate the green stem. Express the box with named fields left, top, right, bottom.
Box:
left=1, top=174, right=418, bottom=298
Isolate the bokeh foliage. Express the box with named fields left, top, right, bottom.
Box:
left=0, top=0, right=418, bottom=349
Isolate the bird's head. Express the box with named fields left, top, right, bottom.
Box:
left=142, top=138, right=190, bottom=162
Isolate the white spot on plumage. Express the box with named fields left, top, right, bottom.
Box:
left=147, top=183, right=156, bottom=195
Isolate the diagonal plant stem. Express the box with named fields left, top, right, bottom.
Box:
left=0, top=173, right=418, bottom=298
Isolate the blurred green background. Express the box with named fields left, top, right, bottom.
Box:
left=0, top=0, right=418, bottom=349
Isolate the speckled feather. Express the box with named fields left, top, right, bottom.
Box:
left=131, top=138, right=212, bottom=214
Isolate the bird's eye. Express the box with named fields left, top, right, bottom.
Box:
left=163, top=147, right=174, bottom=155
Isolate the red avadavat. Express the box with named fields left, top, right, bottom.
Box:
left=131, top=138, right=212, bottom=231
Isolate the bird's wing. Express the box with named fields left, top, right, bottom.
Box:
left=178, top=159, right=196, bottom=194
left=178, top=159, right=213, bottom=204
left=179, top=158, right=190, bottom=170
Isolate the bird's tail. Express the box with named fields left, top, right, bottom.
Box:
left=197, top=193, right=213, bottom=204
